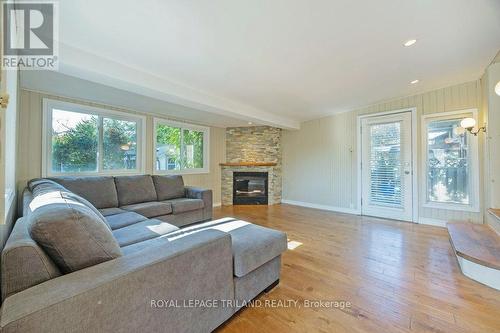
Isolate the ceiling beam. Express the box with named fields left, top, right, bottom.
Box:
left=58, top=43, right=301, bottom=130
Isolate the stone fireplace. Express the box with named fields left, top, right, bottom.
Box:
left=221, top=126, right=282, bottom=205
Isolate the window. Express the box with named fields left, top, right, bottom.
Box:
left=422, top=110, right=479, bottom=212
left=43, top=99, right=145, bottom=176
left=369, top=122, right=403, bottom=207
left=154, top=119, right=209, bottom=174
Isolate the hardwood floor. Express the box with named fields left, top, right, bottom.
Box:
left=214, top=204, right=500, bottom=333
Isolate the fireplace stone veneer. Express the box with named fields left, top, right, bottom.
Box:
left=221, top=126, right=282, bottom=206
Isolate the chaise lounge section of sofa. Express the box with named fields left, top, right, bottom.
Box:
left=0, top=175, right=287, bottom=333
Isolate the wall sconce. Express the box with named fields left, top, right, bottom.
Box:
left=460, top=118, right=486, bottom=136
left=495, top=81, right=500, bottom=96
left=0, top=93, right=9, bottom=108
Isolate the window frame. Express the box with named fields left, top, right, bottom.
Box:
left=421, top=109, right=480, bottom=212
left=42, top=98, right=146, bottom=177
left=153, top=118, right=210, bottom=175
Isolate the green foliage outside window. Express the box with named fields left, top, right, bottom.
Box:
left=52, top=116, right=98, bottom=173
left=51, top=111, right=138, bottom=173
left=156, top=124, right=204, bottom=170
left=183, top=129, right=204, bottom=169
left=103, top=118, right=137, bottom=170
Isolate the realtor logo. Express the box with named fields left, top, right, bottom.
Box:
left=2, top=1, right=59, bottom=70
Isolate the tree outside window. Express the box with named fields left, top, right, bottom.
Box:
left=49, top=107, right=141, bottom=174
left=156, top=122, right=207, bottom=172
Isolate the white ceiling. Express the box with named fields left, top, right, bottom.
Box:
left=56, top=0, right=500, bottom=129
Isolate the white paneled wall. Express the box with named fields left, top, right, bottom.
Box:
left=17, top=90, right=226, bottom=205
left=283, top=80, right=484, bottom=223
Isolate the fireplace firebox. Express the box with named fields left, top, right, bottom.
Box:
left=233, top=172, right=268, bottom=205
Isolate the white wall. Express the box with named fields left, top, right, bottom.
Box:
left=485, top=63, right=500, bottom=207
left=0, top=68, right=19, bottom=248
left=282, top=80, right=484, bottom=224
left=483, top=57, right=500, bottom=233
left=17, top=90, right=226, bottom=206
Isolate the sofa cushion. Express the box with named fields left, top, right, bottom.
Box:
left=28, top=190, right=122, bottom=273
left=99, top=207, right=126, bottom=217
left=166, top=198, right=204, bottom=214
left=64, top=191, right=111, bottom=230
left=230, top=223, right=287, bottom=277
left=114, top=175, right=157, bottom=206
left=28, top=179, right=110, bottom=230
left=112, top=219, right=180, bottom=247
left=49, top=176, right=119, bottom=209
left=121, top=201, right=172, bottom=218
left=28, top=178, right=66, bottom=194
left=152, top=175, right=185, bottom=200
left=105, top=212, right=147, bottom=230
left=1, top=217, right=61, bottom=301
left=168, top=218, right=287, bottom=277
left=155, top=210, right=204, bottom=228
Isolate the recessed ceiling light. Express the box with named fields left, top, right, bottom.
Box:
left=248, top=122, right=253, bottom=125
left=410, top=79, right=419, bottom=84
left=404, top=39, right=417, bottom=47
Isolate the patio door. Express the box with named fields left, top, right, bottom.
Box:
left=361, top=112, right=413, bottom=221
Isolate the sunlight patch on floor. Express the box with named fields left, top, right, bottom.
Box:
left=287, top=240, right=303, bottom=250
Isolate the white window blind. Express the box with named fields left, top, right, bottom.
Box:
left=369, top=122, right=404, bottom=207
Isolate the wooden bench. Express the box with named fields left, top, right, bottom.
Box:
left=447, top=222, right=500, bottom=289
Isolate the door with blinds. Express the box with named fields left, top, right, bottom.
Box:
left=361, top=112, right=413, bottom=221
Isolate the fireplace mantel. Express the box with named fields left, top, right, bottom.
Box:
left=220, top=162, right=277, bottom=167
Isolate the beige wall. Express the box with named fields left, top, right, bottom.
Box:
left=17, top=90, right=226, bottom=206
left=282, top=80, right=484, bottom=224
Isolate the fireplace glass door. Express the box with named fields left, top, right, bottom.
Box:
left=233, top=172, right=268, bottom=205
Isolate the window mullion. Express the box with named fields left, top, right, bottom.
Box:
left=98, top=116, right=104, bottom=173
left=180, top=127, right=185, bottom=170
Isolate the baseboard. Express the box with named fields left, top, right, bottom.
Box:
left=213, top=202, right=222, bottom=207
left=281, top=199, right=359, bottom=215
left=418, top=217, right=447, bottom=227
left=486, top=211, right=500, bottom=235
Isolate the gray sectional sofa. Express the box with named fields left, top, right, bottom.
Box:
left=0, top=175, right=287, bottom=333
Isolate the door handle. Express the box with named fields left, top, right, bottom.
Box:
left=404, top=162, right=411, bottom=175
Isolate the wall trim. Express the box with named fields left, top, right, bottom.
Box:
left=213, top=202, right=222, bottom=207
left=281, top=199, right=360, bottom=215
left=418, top=217, right=447, bottom=227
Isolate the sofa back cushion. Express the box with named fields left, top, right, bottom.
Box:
left=152, top=175, right=185, bottom=200
left=114, top=175, right=157, bottom=206
left=27, top=179, right=110, bottom=229
left=28, top=188, right=122, bottom=273
left=1, top=217, right=61, bottom=301
left=28, top=178, right=66, bottom=195
left=49, top=176, right=119, bottom=209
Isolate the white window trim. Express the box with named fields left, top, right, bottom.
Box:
left=42, top=98, right=146, bottom=177
left=153, top=118, right=210, bottom=175
left=421, top=109, right=480, bottom=213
